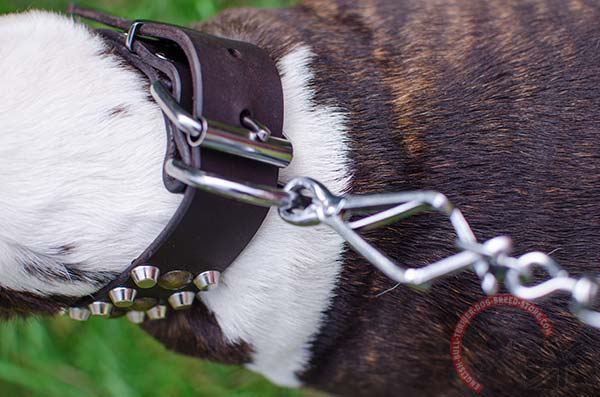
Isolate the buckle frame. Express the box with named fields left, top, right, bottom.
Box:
left=151, top=81, right=293, bottom=168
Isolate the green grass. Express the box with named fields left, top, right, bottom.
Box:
left=0, top=1, right=314, bottom=396
left=0, top=316, right=310, bottom=397
left=0, top=0, right=296, bottom=25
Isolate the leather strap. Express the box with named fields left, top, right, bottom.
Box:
left=70, top=6, right=284, bottom=307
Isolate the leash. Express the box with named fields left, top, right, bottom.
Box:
left=65, top=7, right=600, bottom=331
left=167, top=160, right=600, bottom=330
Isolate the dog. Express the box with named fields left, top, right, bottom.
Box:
left=2, top=0, right=600, bottom=396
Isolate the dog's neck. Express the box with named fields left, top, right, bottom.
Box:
left=0, top=9, right=351, bottom=387
left=9, top=2, right=600, bottom=396
left=13, top=2, right=600, bottom=396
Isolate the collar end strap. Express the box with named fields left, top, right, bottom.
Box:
left=69, top=4, right=133, bottom=30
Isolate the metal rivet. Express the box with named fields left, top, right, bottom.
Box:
left=194, top=270, right=221, bottom=291
left=69, top=307, right=91, bottom=321
left=88, top=301, right=113, bottom=317
left=168, top=291, right=195, bottom=310
left=146, top=305, right=167, bottom=320
left=131, top=297, right=159, bottom=311
left=158, top=270, right=193, bottom=290
left=126, top=310, right=146, bottom=324
left=108, top=287, right=137, bottom=308
left=130, top=265, right=160, bottom=289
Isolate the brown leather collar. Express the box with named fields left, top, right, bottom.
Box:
left=68, top=6, right=289, bottom=321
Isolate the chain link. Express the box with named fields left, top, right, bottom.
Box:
left=278, top=177, right=600, bottom=329
left=164, top=134, right=600, bottom=329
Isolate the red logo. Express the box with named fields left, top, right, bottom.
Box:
left=451, top=294, right=554, bottom=392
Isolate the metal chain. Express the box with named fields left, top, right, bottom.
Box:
left=165, top=159, right=600, bottom=329
left=126, top=18, right=600, bottom=330
left=131, top=28, right=600, bottom=330
left=277, top=177, right=600, bottom=329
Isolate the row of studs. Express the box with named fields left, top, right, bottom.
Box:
left=67, top=267, right=221, bottom=322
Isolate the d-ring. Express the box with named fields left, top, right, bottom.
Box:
left=165, top=159, right=297, bottom=208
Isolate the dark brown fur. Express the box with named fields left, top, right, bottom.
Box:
left=0, top=288, right=73, bottom=319
left=197, top=0, right=600, bottom=395
left=142, top=304, right=252, bottom=364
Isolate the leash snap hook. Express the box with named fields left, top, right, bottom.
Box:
left=279, top=177, right=344, bottom=226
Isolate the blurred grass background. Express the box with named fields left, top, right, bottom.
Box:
left=0, top=0, right=296, bottom=24
left=0, top=1, right=315, bottom=397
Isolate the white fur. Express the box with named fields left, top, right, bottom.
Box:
left=0, top=11, right=181, bottom=296
left=201, top=46, right=351, bottom=386
left=0, top=12, right=350, bottom=387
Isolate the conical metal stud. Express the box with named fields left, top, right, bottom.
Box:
left=158, top=270, right=192, bottom=290
left=131, top=297, right=159, bottom=311
left=130, top=265, right=160, bottom=289
left=108, top=287, right=137, bottom=308
left=126, top=310, right=146, bottom=324
left=168, top=291, right=195, bottom=310
left=194, top=270, right=221, bottom=291
left=146, top=305, right=167, bottom=320
left=69, top=307, right=91, bottom=321
left=88, top=301, right=113, bottom=317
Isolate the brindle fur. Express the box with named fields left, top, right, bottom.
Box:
left=196, top=0, right=600, bottom=395
left=4, top=0, right=600, bottom=395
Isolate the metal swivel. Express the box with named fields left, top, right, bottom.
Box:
left=194, top=270, right=221, bottom=291
left=126, top=310, right=146, bottom=324
left=146, top=305, right=167, bottom=320
left=88, top=301, right=113, bottom=317
left=168, top=291, right=195, bottom=310
left=130, top=265, right=160, bottom=288
left=69, top=307, right=91, bottom=321
left=108, top=287, right=137, bottom=308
